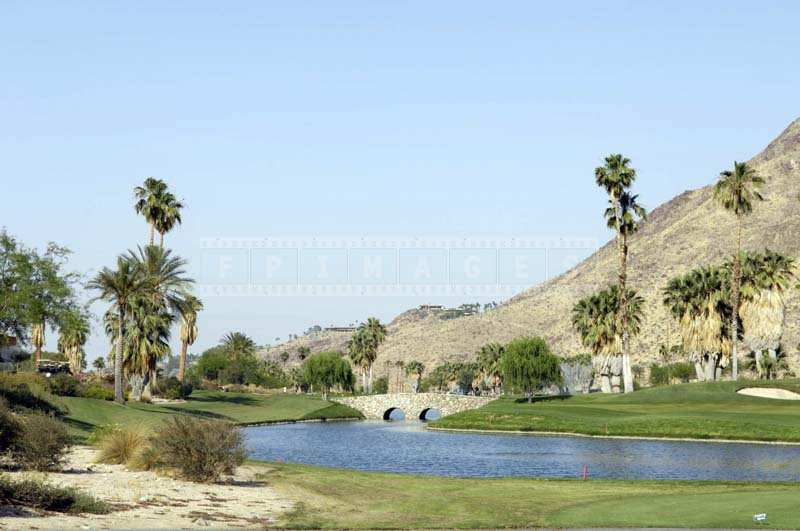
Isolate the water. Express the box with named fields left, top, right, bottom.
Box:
left=245, top=420, right=800, bottom=481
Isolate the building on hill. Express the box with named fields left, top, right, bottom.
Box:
left=324, top=326, right=357, bottom=333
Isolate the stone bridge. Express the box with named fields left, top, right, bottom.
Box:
left=332, top=393, right=494, bottom=420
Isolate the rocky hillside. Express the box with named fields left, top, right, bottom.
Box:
left=263, top=117, right=800, bottom=374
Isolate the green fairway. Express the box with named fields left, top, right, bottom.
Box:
left=258, top=462, right=800, bottom=529
left=430, top=380, right=800, bottom=442
left=62, top=390, right=362, bottom=440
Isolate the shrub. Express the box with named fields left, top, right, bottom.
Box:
left=159, top=376, right=193, bottom=400
left=0, top=398, right=21, bottom=452
left=83, top=383, right=115, bottom=401
left=46, top=373, right=82, bottom=397
left=95, top=425, right=148, bottom=465
left=0, top=373, right=64, bottom=415
left=649, top=362, right=696, bottom=386
left=148, top=416, right=246, bottom=482
left=372, top=376, right=389, bottom=394
left=10, top=413, right=72, bottom=471
left=0, top=474, right=109, bottom=514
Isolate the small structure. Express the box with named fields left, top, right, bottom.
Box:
left=37, top=359, right=71, bottom=375
left=332, top=392, right=493, bottom=420
left=324, top=326, right=357, bottom=333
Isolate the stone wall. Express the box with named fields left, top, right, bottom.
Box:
left=332, top=393, right=493, bottom=420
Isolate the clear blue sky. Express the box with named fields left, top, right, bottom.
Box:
left=3, top=1, right=799, bottom=361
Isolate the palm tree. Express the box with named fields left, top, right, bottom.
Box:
left=279, top=351, right=290, bottom=367
left=124, top=295, right=174, bottom=400
left=737, top=250, right=795, bottom=377
left=394, top=359, right=405, bottom=391
left=405, top=360, right=425, bottom=393
left=347, top=332, right=367, bottom=392
left=714, top=161, right=766, bottom=379
left=360, top=317, right=386, bottom=393
left=31, top=322, right=45, bottom=365
left=127, top=245, right=191, bottom=312
left=221, top=331, right=257, bottom=359
left=89, top=256, right=149, bottom=403
left=572, top=285, right=644, bottom=393
left=153, top=192, right=184, bottom=248
left=596, top=154, right=646, bottom=394
left=178, top=294, right=203, bottom=382
left=134, top=177, right=169, bottom=246
left=663, top=266, right=732, bottom=381
left=297, top=346, right=311, bottom=362
left=477, top=342, right=504, bottom=395
left=57, top=309, right=90, bottom=376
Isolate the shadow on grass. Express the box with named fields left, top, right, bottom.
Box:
left=184, top=394, right=261, bottom=406
left=514, top=395, right=573, bottom=404
left=161, top=405, right=232, bottom=421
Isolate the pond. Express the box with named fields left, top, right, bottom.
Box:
left=245, top=420, right=800, bottom=481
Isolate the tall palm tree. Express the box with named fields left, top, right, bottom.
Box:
left=89, top=256, right=149, bottom=403
left=714, top=161, right=766, bottom=379
left=127, top=245, right=191, bottom=312
left=124, top=295, right=174, bottom=400
left=394, top=359, right=405, bottom=391
left=405, top=360, right=425, bottom=393
left=360, top=317, right=386, bottom=393
left=134, top=178, right=169, bottom=246
left=476, top=342, right=504, bottom=395
left=347, top=332, right=367, bottom=392
left=178, top=294, right=203, bottom=382
left=596, top=154, right=645, bottom=394
left=153, top=192, right=184, bottom=248
left=57, top=309, right=90, bottom=376
left=221, top=331, right=257, bottom=359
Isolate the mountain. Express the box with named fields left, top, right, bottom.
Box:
left=263, top=117, right=800, bottom=374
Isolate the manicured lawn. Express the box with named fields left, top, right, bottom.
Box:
left=430, top=380, right=800, bottom=442
left=259, top=462, right=800, bottom=529
left=62, top=390, right=361, bottom=440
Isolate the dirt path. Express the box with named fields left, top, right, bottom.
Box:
left=0, top=446, right=293, bottom=529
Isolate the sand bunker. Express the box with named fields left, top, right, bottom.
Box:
left=737, top=387, right=800, bottom=400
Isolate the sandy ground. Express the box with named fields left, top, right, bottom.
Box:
left=737, top=387, right=800, bottom=400
left=0, top=446, right=293, bottom=530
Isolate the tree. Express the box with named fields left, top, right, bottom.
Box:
left=57, top=308, right=90, bottom=376
left=89, top=256, right=149, bottom=403
left=302, top=351, right=354, bottom=399
left=663, top=266, right=732, bottom=381
left=737, top=250, right=795, bottom=378
left=178, top=294, right=203, bottom=382
left=134, top=177, right=169, bottom=246
left=124, top=295, right=174, bottom=400
left=153, top=192, right=184, bottom=248
left=92, top=357, right=106, bottom=370
left=500, top=337, right=563, bottom=402
left=477, top=342, right=504, bottom=395
left=279, top=351, right=290, bottom=367
left=394, top=359, right=405, bottom=391
left=127, top=245, right=191, bottom=312
left=405, top=360, right=425, bottom=393
left=714, top=161, right=766, bottom=379
left=596, top=154, right=646, bottom=394
left=347, top=332, right=367, bottom=392
left=358, top=317, right=386, bottom=393
left=572, top=285, right=644, bottom=392
left=297, top=346, right=311, bottom=361
left=221, top=332, right=257, bottom=359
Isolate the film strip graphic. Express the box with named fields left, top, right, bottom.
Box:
left=197, top=236, right=599, bottom=296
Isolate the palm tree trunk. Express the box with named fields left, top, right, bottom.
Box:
left=179, top=340, right=188, bottom=382
left=159, top=232, right=164, bottom=249
left=731, top=217, right=742, bottom=380
left=368, top=365, right=373, bottom=394
left=115, top=308, right=125, bottom=403
left=619, top=232, right=634, bottom=394
left=149, top=224, right=155, bottom=246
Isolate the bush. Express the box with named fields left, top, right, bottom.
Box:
left=372, top=376, right=388, bottom=394
left=83, top=383, right=115, bottom=401
left=10, top=413, right=72, bottom=471
left=0, top=474, right=109, bottom=514
left=95, top=425, right=148, bottom=465
left=649, top=362, right=696, bottom=386
left=159, top=376, right=193, bottom=399
left=0, top=373, right=64, bottom=415
left=46, top=373, right=82, bottom=397
left=0, top=398, right=21, bottom=453
left=148, top=416, right=247, bottom=482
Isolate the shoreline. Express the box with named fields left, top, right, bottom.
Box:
left=425, top=425, right=800, bottom=446
left=237, top=416, right=362, bottom=427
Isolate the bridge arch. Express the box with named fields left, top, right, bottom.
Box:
left=382, top=407, right=406, bottom=421
left=332, top=393, right=493, bottom=421
left=418, top=407, right=442, bottom=421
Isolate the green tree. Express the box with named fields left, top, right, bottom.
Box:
left=221, top=332, right=257, bottom=358
left=178, top=294, right=203, bottom=382
left=303, top=351, right=355, bottom=399
left=134, top=177, right=169, bottom=246
left=89, top=256, right=149, bottom=403
left=357, top=317, right=386, bottom=393
left=714, top=161, right=765, bottom=379
left=595, top=154, right=646, bottom=393
left=56, top=308, right=90, bottom=376
left=500, top=337, right=563, bottom=402
left=405, top=360, right=425, bottom=393
left=153, top=192, right=184, bottom=248
left=279, top=351, right=290, bottom=367
left=92, top=357, right=106, bottom=370
left=297, top=346, right=311, bottom=361
left=477, top=342, right=504, bottom=395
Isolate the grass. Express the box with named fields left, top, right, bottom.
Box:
left=258, top=462, right=800, bottom=529
left=61, top=390, right=362, bottom=441
left=430, top=380, right=800, bottom=442
left=0, top=474, right=109, bottom=514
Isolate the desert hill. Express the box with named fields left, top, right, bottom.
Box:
left=263, top=117, right=800, bottom=375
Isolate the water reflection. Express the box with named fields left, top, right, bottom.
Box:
left=245, top=421, right=800, bottom=481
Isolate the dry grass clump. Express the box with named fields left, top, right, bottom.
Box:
left=94, top=424, right=149, bottom=465
left=9, top=413, right=72, bottom=471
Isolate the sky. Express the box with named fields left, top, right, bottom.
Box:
left=2, top=1, right=799, bottom=362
